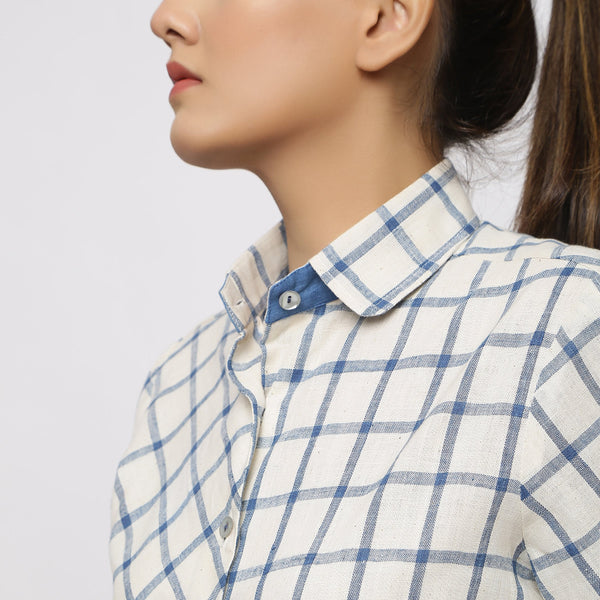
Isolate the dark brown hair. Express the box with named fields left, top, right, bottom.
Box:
left=423, top=0, right=600, bottom=249
left=517, top=0, right=600, bottom=248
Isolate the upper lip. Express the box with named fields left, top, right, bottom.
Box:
left=167, top=61, right=203, bottom=83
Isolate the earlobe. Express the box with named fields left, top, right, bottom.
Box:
left=355, top=0, right=435, bottom=73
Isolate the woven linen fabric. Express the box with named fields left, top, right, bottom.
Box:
left=110, top=158, right=600, bottom=599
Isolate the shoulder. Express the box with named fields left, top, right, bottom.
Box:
left=453, top=221, right=600, bottom=317
left=462, top=226, right=600, bottom=422
left=456, top=220, right=598, bottom=258
left=143, top=307, right=235, bottom=393
left=436, top=223, right=600, bottom=384
left=457, top=221, right=600, bottom=269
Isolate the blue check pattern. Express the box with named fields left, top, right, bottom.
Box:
left=110, top=158, right=600, bottom=599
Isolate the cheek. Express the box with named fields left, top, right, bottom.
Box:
left=210, top=8, right=358, bottom=123
left=238, top=50, right=355, bottom=140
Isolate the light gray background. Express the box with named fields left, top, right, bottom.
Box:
left=1, top=1, right=551, bottom=598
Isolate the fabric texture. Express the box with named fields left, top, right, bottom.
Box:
left=110, top=158, right=600, bottom=599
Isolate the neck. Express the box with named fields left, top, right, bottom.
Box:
left=247, top=92, right=441, bottom=273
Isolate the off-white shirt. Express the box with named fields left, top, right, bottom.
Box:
left=110, top=158, right=600, bottom=599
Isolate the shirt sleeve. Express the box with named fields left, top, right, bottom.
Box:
left=109, top=370, right=155, bottom=586
left=519, top=279, right=600, bottom=599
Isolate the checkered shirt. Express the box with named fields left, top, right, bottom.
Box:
left=110, top=158, right=600, bottom=599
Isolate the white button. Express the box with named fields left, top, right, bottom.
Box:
left=219, top=516, right=234, bottom=539
left=279, top=290, right=301, bottom=310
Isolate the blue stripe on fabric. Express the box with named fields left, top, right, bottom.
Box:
left=348, top=282, right=432, bottom=596
left=462, top=260, right=539, bottom=597
left=511, top=540, right=528, bottom=600
left=113, top=474, right=135, bottom=600
left=408, top=262, right=489, bottom=598
left=146, top=371, right=187, bottom=599
left=190, top=334, right=229, bottom=585
left=219, top=547, right=535, bottom=583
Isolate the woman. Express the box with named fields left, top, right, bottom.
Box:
left=110, top=0, right=600, bottom=598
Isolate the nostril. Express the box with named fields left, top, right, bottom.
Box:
left=165, top=28, right=184, bottom=43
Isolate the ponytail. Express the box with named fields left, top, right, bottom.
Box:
left=424, top=0, right=600, bottom=249
left=516, top=0, right=600, bottom=249
left=421, top=1, right=538, bottom=159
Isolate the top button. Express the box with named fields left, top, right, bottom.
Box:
left=279, top=290, right=301, bottom=310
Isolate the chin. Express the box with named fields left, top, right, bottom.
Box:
left=171, top=124, right=262, bottom=171
left=170, top=125, right=226, bottom=169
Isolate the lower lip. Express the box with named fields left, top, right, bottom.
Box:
left=169, top=78, right=202, bottom=99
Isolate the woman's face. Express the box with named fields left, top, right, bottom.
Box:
left=150, top=0, right=363, bottom=170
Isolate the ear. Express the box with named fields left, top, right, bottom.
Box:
left=355, top=0, right=436, bottom=72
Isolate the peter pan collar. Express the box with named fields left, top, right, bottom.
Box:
left=219, top=158, right=480, bottom=334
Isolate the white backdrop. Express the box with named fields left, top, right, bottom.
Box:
left=0, top=1, right=551, bottom=598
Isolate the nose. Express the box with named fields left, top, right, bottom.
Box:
left=150, top=0, right=199, bottom=47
